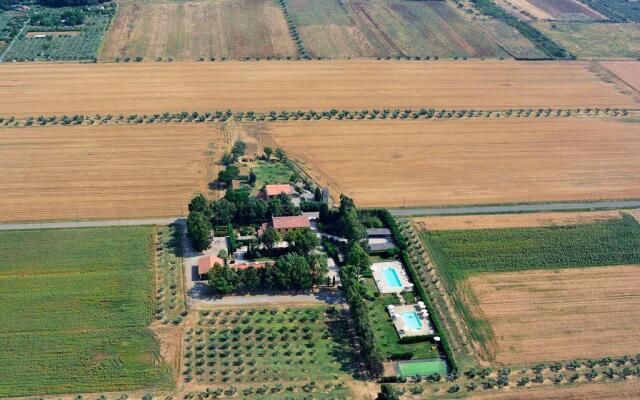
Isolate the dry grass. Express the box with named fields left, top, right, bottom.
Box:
left=0, top=123, right=221, bottom=222
left=467, top=265, right=640, bottom=364
left=0, top=60, right=637, bottom=118
left=263, top=118, right=640, bottom=207
left=413, top=210, right=624, bottom=231
left=601, top=61, right=640, bottom=94
left=100, top=0, right=296, bottom=61
left=469, top=380, right=640, bottom=400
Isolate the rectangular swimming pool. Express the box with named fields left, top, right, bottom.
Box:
left=383, top=267, right=403, bottom=289
left=401, top=311, right=423, bottom=330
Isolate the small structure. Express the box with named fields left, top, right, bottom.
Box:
left=367, top=228, right=392, bottom=238
left=197, top=255, right=225, bottom=280
left=264, top=184, right=293, bottom=198
left=272, top=215, right=310, bottom=233
left=371, top=261, right=413, bottom=294
left=388, top=303, right=435, bottom=339
left=233, top=261, right=267, bottom=270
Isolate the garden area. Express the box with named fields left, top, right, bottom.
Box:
left=181, top=306, right=359, bottom=387
left=363, top=279, right=440, bottom=361
left=0, top=226, right=172, bottom=397
left=155, top=224, right=187, bottom=324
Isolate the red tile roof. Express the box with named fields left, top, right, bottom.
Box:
left=272, top=215, right=310, bottom=230
left=233, top=262, right=267, bottom=270
left=198, top=255, right=225, bottom=275
left=265, top=184, right=293, bottom=197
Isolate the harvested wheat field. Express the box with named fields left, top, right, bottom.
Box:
left=100, top=0, right=296, bottom=61
left=470, top=380, right=640, bottom=400
left=501, top=0, right=603, bottom=21
left=264, top=118, right=640, bottom=207
left=0, top=60, right=637, bottom=118
left=467, top=265, right=640, bottom=364
left=601, top=61, right=640, bottom=94
left=413, top=210, right=624, bottom=231
left=0, top=124, right=221, bottom=222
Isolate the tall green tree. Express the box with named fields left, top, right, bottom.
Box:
left=285, top=228, right=319, bottom=255
left=211, top=199, right=236, bottom=225
left=187, top=211, right=212, bottom=252
left=263, top=147, right=273, bottom=160
left=208, top=263, right=238, bottom=294
left=260, top=226, right=281, bottom=252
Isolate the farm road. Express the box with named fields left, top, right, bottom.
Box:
left=389, top=200, right=640, bottom=217
left=1, top=200, right=640, bottom=230
left=0, top=217, right=179, bottom=230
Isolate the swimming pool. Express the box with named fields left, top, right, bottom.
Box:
left=401, top=311, right=423, bottom=330
left=383, top=267, right=403, bottom=289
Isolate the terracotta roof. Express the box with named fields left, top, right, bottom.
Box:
left=198, top=255, right=225, bottom=275
left=265, top=184, right=293, bottom=197
left=234, top=262, right=267, bottom=270
left=272, top=215, right=310, bottom=230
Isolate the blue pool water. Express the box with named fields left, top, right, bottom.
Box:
left=383, top=267, right=403, bottom=289
left=402, top=311, right=423, bottom=330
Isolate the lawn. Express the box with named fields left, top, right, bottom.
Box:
left=397, top=359, right=448, bottom=378
left=363, top=280, right=439, bottom=361
left=534, top=22, right=640, bottom=58
left=185, top=306, right=358, bottom=385
left=0, top=227, right=172, bottom=397
left=251, top=160, right=293, bottom=189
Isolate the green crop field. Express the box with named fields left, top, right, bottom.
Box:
left=534, top=22, right=640, bottom=58
left=0, top=227, right=172, bottom=397
left=421, top=215, right=640, bottom=351
left=185, top=306, right=358, bottom=386
left=579, top=0, right=640, bottom=22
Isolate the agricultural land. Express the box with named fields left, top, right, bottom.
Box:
left=2, top=5, right=114, bottom=62
left=578, top=0, right=640, bottom=22
left=498, top=0, right=604, bottom=21
left=534, top=22, right=640, bottom=59
left=0, top=123, right=221, bottom=222
left=287, top=0, right=511, bottom=59
left=0, top=60, right=637, bottom=118
left=467, top=265, right=640, bottom=364
left=601, top=60, right=640, bottom=93
left=413, top=210, right=625, bottom=231
left=263, top=118, right=640, bottom=208
left=419, top=213, right=640, bottom=362
left=100, top=0, right=297, bottom=61
left=0, top=226, right=172, bottom=397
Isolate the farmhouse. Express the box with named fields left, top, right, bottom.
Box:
left=272, top=215, right=311, bottom=233
left=264, top=184, right=293, bottom=198
left=197, top=255, right=225, bottom=280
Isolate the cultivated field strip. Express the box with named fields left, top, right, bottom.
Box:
left=265, top=118, right=640, bottom=208
left=0, top=60, right=637, bottom=118
left=467, top=265, right=640, bottom=364
left=0, top=124, right=220, bottom=222
left=413, top=210, right=625, bottom=231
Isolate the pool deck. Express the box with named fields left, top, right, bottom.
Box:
left=388, top=303, right=435, bottom=338
left=371, top=261, right=413, bottom=294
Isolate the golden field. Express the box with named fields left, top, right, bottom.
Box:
left=0, top=60, right=637, bottom=118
